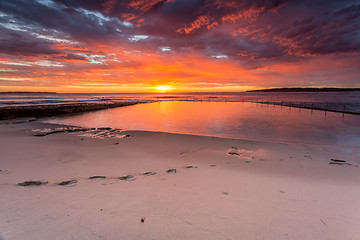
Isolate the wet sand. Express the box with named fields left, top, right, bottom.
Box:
left=0, top=120, right=360, bottom=240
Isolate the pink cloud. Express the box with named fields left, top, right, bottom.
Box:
left=102, top=0, right=116, bottom=14
left=176, top=15, right=218, bottom=34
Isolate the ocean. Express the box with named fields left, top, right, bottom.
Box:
left=1, top=91, right=360, bottom=113
left=42, top=100, right=360, bottom=148
left=2, top=92, right=360, bottom=146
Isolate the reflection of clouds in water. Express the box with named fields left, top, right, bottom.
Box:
left=44, top=101, right=360, bottom=147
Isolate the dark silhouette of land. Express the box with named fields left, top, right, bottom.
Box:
left=0, top=102, right=141, bottom=120
left=0, top=91, right=57, bottom=94
left=247, top=87, right=360, bottom=92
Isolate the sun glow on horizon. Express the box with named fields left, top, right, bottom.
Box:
left=155, top=85, right=172, bottom=92
left=0, top=1, right=359, bottom=92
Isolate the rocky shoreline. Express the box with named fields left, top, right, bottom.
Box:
left=0, top=101, right=145, bottom=120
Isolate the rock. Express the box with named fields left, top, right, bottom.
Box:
left=33, top=133, right=47, bottom=136
left=97, top=127, right=112, bottom=130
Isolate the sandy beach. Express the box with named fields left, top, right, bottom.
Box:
left=0, top=120, right=359, bottom=240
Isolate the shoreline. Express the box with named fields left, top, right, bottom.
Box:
left=0, top=101, right=147, bottom=120
left=1, top=120, right=360, bottom=239
left=1, top=99, right=358, bottom=123
left=246, top=87, right=360, bottom=92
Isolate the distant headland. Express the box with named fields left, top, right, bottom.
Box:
left=246, top=87, right=360, bottom=92
left=0, top=91, right=57, bottom=94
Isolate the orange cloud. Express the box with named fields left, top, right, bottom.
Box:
left=121, top=13, right=137, bottom=22
left=1, top=0, right=358, bottom=93
left=128, top=0, right=174, bottom=12
left=222, top=7, right=264, bottom=23
left=177, top=16, right=218, bottom=34
left=102, top=0, right=117, bottom=14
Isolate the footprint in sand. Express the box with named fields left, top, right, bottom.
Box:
left=118, top=175, right=136, bottom=181
left=57, top=179, right=77, bottom=186
left=329, top=159, right=359, bottom=167
left=89, top=176, right=107, bottom=179
left=227, top=147, right=240, bottom=156
left=227, top=147, right=255, bottom=161
left=167, top=168, right=177, bottom=173
left=17, top=180, right=48, bottom=186
left=185, top=166, right=198, bottom=169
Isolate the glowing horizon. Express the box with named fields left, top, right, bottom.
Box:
left=0, top=0, right=359, bottom=93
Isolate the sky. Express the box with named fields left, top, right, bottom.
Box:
left=0, top=0, right=359, bottom=93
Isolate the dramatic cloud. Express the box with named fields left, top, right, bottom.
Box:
left=0, top=0, right=359, bottom=92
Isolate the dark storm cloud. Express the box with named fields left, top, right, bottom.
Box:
left=0, top=0, right=132, bottom=43
left=259, top=1, right=360, bottom=56
left=0, top=26, right=61, bottom=56
left=0, top=0, right=359, bottom=65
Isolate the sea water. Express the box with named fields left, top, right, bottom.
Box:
left=44, top=101, right=360, bottom=147
left=1, top=92, right=360, bottom=113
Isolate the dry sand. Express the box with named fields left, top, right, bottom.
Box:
left=0, top=120, right=360, bottom=240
